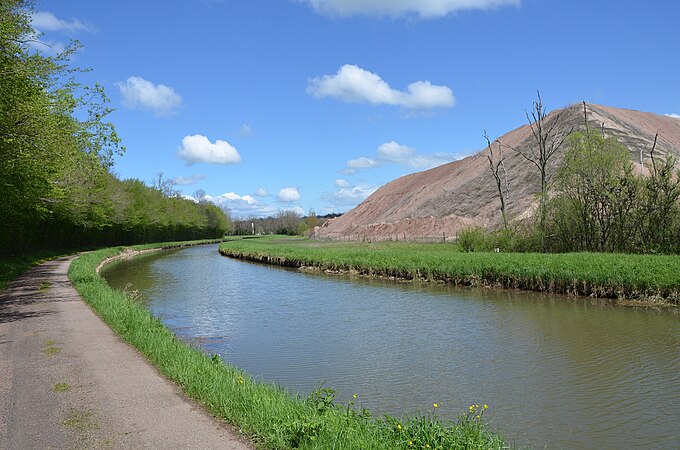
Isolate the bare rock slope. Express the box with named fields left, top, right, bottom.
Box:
left=315, top=103, right=680, bottom=241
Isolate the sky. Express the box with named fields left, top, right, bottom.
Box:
left=31, top=0, right=680, bottom=218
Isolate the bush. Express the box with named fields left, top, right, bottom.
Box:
left=458, top=227, right=489, bottom=252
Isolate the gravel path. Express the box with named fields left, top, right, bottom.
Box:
left=0, top=256, right=253, bottom=449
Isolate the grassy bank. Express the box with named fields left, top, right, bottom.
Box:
left=219, top=236, right=680, bottom=306
left=1, top=249, right=71, bottom=292
left=69, top=240, right=507, bottom=449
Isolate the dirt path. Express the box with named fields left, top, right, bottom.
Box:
left=0, top=256, right=253, bottom=449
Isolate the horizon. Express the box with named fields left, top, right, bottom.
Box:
left=33, top=0, right=680, bottom=219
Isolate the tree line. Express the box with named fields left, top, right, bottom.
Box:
left=0, top=0, right=230, bottom=257
left=469, top=96, right=680, bottom=254
left=231, top=210, right=339, bottom=236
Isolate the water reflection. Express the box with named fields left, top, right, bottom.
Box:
left=101, top=245, right=680, bottom=449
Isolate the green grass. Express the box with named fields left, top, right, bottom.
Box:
left=69, top=240, right=507, bottom=449
left=219, top=236, right=680, bottom=306
left=43, top=339, right=61, bottom=355
left=0, top=250, right=71, bottom=292
left=53, top=382, right=71, bottom=393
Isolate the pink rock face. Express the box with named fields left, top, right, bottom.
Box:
left=315, top=103, right=680, bottom=241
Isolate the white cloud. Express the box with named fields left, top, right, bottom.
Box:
left=665, top=113, right=680, bottom=119
left=32, top=11, right=93, bottom=33
left=239, top=124, right=254, bottom=137
left=346, top=156, right=379, bottom=169
left=116, top=76, right=182, bottom=117
left=277, top=187, right=301, bottom=202
left=301, top=0, right=519, bottom=18
left=335, top=178, right=351, bottom=188
left=284, top=206, right=306, bottom=216
left=29, top=11, right=93, bottom=55
left=323, top=182, right=378, bottom=207
left=344, top=140, right=459, bottom=173
left=307, top=65, right=454, bottom=111
left=177, top=134, right=242, bottom=166
left=254, top=188, right=269, bottom=197
left=205, top=192, right=277, bottom=219
left=172, top=174, right=206, bottom=186
left=377, top=141, right=456, bottom=168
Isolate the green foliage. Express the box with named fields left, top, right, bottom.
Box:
left=70, top=244, right=508, bottom=449
left=458, top=226, right=540, bottom=253
left=548, top=131, right=638, bottom=252
left=0, top=249, right=69, bottom=291
left=540, top=131, right=680, bottom=254
left=634, top=151, right=680, bottom=253
left=458, top=227, right=487, bottom=252
left=0, top=1, right=230, bottom=256
left=220, top=236, right=680, bottom=305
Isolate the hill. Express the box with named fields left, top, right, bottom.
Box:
left=314, top=103, right=680, bottom=241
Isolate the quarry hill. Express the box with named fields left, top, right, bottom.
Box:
left=314, top=103, right=680, bottom=241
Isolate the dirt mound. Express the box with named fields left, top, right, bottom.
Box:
left=315, top=103, right=680, bottom=241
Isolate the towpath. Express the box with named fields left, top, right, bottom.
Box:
left=0, top=256, right=252, bottom=449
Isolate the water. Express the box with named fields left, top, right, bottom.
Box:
left=101, top=244, right=680, bottom=449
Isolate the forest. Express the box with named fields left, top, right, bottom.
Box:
left=0, top=0, right=230, bottom=257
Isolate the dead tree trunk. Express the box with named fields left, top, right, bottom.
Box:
left=484, top=130, right=508, bottom=229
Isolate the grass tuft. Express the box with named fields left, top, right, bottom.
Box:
left=53, top=382, right=70, bottom=392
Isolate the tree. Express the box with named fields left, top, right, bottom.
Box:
left=0, top=1, right=232, bottom=254
left=151, top=172, right=180, bottom=198
left=193, top=189, right=207, bottom=204
left=549, top=131, right=637, bottom=252
left=305, top=209, right=318, bottom=231
left=634, top=133, right=680, bottom=253
left=508, top=92, right=572, bottom=248
left=484, top=130, right=508, bottom=229
left=274, top=210, right=303, bottom=235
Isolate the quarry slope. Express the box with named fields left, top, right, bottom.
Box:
left=315, top=103, right=680, bottom=241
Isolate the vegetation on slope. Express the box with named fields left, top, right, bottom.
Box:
left=0, top=0, right=230, bottom=257
left=219, top=236, right=680, bottom=305
left=69, top=243, right=507, bottom=449
left=479, top=103, right=680, bottom=255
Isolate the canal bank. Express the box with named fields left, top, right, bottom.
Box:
left=0, top=254, right=251, bottom=449
left=74, top=243, right=508, bottom=449
left=218, top=237, right=680, bottom=307
left=103, top=242, right=680, bottom=449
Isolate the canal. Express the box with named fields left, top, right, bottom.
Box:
left=101, top=244, right=680, bottom=449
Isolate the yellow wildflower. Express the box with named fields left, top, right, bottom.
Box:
left=408, top=442, right=413, bottom=447
left=397, top=424, right=402, bottom=430
left=476, top=415, right=481, bottom=420
left=483, top=404, right=488, bottom=409
left=353, top=393, right=357, bottom=399
left=433, top=403, right=439, bottom=408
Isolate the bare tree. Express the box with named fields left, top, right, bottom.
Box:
left=192, top=188, right=207, bottom=204
left=484, top=130, right=508, bottom=229
left=508, top=92, right=572, bottom=246
left=151, top=172, right=180, bottom=197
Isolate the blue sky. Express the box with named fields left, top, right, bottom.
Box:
left=32, top=0, right=680, bottom=218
